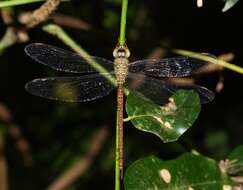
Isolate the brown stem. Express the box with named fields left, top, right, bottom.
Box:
left=20, top=0, right=61, bottom=28
left=51, top=14, right=92, bottom=31
left=0, top=103, right=32, bottom=166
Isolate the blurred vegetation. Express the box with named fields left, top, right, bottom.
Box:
left=0, top=0, right=242, bottom=189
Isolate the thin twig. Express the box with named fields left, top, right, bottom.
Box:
left=20, top=0, right=61, bottom=28
left=146, top=47, right=167, bottom=59
left=0, top=0, right=44, bottom=8
left=0, top=9, right=29, bottom=55
left=174, top=49, right=243, bottom=74
left=52, top=14, right=92, bottom=30
left=47, top=127, right=109, bottom=190
left=0, top=103, right=32, bottom=165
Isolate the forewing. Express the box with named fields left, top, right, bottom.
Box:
left=125, top=74, right=214, bottom=105
left=25, top=74, right=115, bottom=102
left=25, top=43, right=114, bottom=73
left=129, top=55, right=214, bottom=77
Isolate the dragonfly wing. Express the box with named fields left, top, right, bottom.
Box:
left=129, top=55, right=215, bottom=77
left=25, top=43, right=114, bottom=73
left=25, top=74, right=115, bottom=102
left=125, top=74, right=214, bottom=105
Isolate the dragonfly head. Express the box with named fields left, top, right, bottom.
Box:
left=113, top=43, right=130, bottom=59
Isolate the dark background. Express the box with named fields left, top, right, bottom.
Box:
left=0, top=0, right=242, bottom=189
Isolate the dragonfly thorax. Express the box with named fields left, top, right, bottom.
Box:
left=114, top=58, right=129, bottom=85
left=113, top=44, right=130, bottom=85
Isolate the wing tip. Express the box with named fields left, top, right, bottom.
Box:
left=24, top=43, right=46, bottom=55
left=24, top=79, right=38, bottom=93
left=198, top=86, right=215, bottom=104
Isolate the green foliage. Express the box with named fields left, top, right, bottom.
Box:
left=222, top=0, right=239, bottom=12
left=228, top=145, right=243, bottom=164
left=227, top=145, right=243, bottom=175
left=124, top=153, right=232, bottom=190
left=125, top=90, right=201, bottom=143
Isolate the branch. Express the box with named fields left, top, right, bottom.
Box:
left=20, top=0, right=61, bottom=28
left=52, top=14, right=92, bottom=31
left=0, top=0, right=43, bottom=8
left=0, top=103, right=32, bottom=165
left=0, top=9, right=29, bottom=55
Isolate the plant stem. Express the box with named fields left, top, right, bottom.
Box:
left=119, top=0, right=128, bottom=45
left=0, top=0, right=68, bottom=8
left=174, top=49, right=243, bottom=75
left=0, top=0, right=45, bottom=8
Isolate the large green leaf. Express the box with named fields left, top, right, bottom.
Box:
left=125, top=90, right=201, bottom=143
left=124, top=153, right=232, bottom=190
left=222, top=0, right=239, bottom=12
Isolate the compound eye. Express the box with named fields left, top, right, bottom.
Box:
left=125, top=49, right=131, bottom=58
left=113, top=48, right=119, bottom=58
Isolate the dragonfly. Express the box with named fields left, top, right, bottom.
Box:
left=24, top=43, right=214, bottom=180
left=24, top=43, right=214, bottom=105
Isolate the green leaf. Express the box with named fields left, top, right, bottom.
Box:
left=124, top=153, right=232, bottom=190
left=227, top=145, right=243, bottom=175
left=222, top=0, right=239, bottom=12
left=125, top=90, right=201, bottom=143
